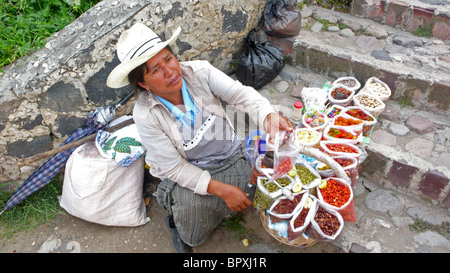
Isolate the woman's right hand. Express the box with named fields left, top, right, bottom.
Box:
left=207, top=179, right=252, bottom=211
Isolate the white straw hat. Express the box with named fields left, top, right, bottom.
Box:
left=106, top=23, right=181, bottom=88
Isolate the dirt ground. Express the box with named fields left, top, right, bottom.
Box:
left=0, top=192, right=342, bottom=254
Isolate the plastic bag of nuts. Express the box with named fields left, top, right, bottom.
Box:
left=359, top=77, right=391, bottom=102
left=353, top=92, right=385, bottom=118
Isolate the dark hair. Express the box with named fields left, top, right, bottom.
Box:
left=128, top=45, right=174, bottom=97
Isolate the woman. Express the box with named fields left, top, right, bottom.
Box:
left=107, top=23, right=293, bottom=252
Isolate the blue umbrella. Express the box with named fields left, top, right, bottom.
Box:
left=0, top=91, right=134, bottom=214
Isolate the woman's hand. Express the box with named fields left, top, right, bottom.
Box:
left=207, top=179, right=252, bottom=211
left=264, top=112, right=295, bottom=140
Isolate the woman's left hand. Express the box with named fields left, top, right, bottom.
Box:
left=264, top=112, right=295, bottom=140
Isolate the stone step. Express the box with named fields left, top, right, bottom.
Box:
left=264, top=5, right=450, bottom=114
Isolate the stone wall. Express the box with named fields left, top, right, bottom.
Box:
left=0, top=0, right=266, bottom=190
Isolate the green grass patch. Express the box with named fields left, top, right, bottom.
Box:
left=0, top=0, right=101, bottom=70
left=409, top=219, right=450, bottom=240
left=0, top=175, right=65, bottom=239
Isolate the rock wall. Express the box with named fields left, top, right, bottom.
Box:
left=0, top=0, right=266, bottom=189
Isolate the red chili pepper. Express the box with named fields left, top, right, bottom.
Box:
left=320, top=178, right=350, bottom=208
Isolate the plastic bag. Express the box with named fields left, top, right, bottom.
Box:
left=272, top=131, right=299, bottom=180
left=293, top=128, right=322, bottom=148
left=293, top=159, right=321, bottom=190
left=319, top=141, right=362, bottom=162
left=343, top=106, right=377, bottom=137
left=253, top=176, right=294, bottom=209
left=235, top=28, right=285, bottom=90
left=316, top=156, right=359, bottom=187
left=268, top=190, right=308, bottom=223
left=302, top=110, right=328, bottom=132
left=287, top=196, right=316, bottom=240
left=323, top=125, right=362, bottom=145
left=317, top=177, right=356, bottom=222
left=331, top=113, right=364, bottom=136
left=333, top=76, right=361, bottom=92
left=359, top=77, right=391, bottom=102
left=306, top=199, right=344, bottom=242
left=263, top=0, right=302, bottom=38
left=249, top=154, right=274, bottom=185
left=301, top=88, right=328, bottom=113
left=353, top=92, right=385, bottom=118
left=328, top=84, right=355, bottom=107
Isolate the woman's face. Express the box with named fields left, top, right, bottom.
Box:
left=137, top=48, right=183, bottom=101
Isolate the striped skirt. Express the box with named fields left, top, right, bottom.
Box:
left=156, top=152, right=253, bottom=247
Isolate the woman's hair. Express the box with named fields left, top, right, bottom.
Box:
left=128, top=45, right=174, bottom=97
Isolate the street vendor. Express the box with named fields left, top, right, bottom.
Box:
left=106, top=23, right=294, bottom=253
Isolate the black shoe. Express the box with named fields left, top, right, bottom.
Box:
left=165, top=215, right=192, bottom=253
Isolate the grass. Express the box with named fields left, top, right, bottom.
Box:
left=409, top=219, right=450, bottom=240
left=0, top=174, right=65, bottom=240
left=0, top=0, right=101, bottom=71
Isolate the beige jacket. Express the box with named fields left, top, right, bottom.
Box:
left=133, top=60, right=275, bottom=195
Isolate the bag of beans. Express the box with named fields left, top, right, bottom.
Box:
left=268, top=190, right=308, bottom=223
left=360, top=77, right=391, bottom=102
left=328, top=84, right=355, bottom=107
left=353, top=92, right=385, bottom=118
left=333, top=76, right=361, bottom=92
left=287, top=196, right=316, bottom=240
left=293, top=160, right=321, bottom=190
left=316, top=177, right=356, bottom=222
left=306, top=199, right=344, bottom=242
left=254, top=175, right=295, bottom=210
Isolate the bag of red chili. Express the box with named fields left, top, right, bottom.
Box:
left=316, top=177, right=356, bottom=222
left=319, top=141, right=362, bottom=162
left=272, top=131, right=299, bottom=180
left=316, top=156, right=359, bottom=187
left=306, top=199, right=344, bottom=242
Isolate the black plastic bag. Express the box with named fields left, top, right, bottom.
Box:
left=235, top=29, right=285, bottom=90
left=263, top=0, right=302, bottom=38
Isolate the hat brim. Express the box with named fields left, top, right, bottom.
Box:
left=106, top=26, right=181, bottom=89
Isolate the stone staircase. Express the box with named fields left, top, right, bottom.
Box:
left=256, top=4, right=449, bottom=209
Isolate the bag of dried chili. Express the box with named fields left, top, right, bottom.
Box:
left=316, top=177, right=356, bottom=222
left=287, top=196, right=316, bottom=240
left=268, top=190, right=308, bottom=223
left=315, top=156, right=359, bottom=187
left=306, top=199, right=344, bottom=242
left=319, top=141, right=362, bottom=162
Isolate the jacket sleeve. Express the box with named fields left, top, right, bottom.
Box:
left=133, top=103, right=212, bottom=195
left=203, top=61, right=276, bottom=130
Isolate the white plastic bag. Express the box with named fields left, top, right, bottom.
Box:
left=360, top=77, right=391, bottom=102
left=343, top=106, right=377, bottom=137
left=306, top=199, right=344, bottom=242
left=60, top=142, right=149, bottom=227
left=268, top=190, right=308, bottom=223
left=333, top=76, right=361, bottom=92
left=316, top=177, right=356, bottom=222
left=323, top=125, right=362, bottom=145
left=287, top=196, right=316, bottom=241
left=328, top=84, right=355, bottom=107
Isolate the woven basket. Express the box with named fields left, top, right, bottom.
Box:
left=260, top=209, right=317, bottom=248
left=259, top=144, right=350, bottom=248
